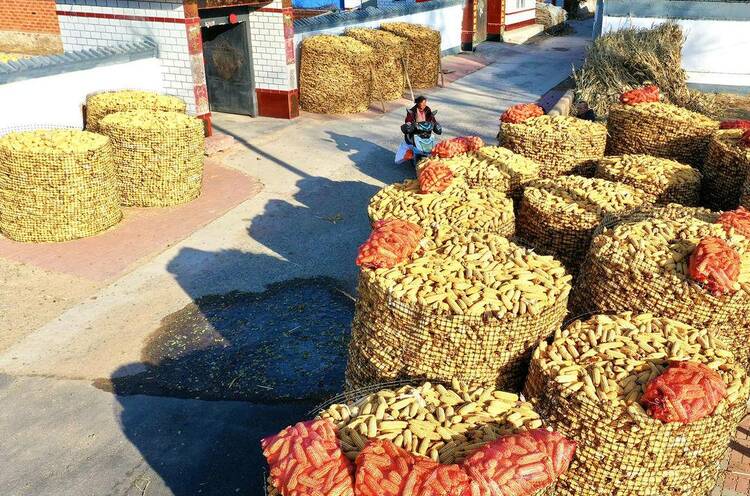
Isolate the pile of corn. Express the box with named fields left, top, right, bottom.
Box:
left=380, top=23, right=440, bottom=89
left=99, top=110, right=205, bottom=207
left=368, top=177, right=515, bottom=239
left=595, top=154, right=701, bottom=206
left=344, top=28, right=406, bottom=102
left=85, top=90, right=186, bottom=133
left=606, top=102, right=718, bottom=167
left=469, top=146, right=541, bottom=200
left=517, top=176, right=649, bottom=275
left=743, top=175, right=750, bottom=209
left=525, top=312, right=750, bottom=496
left=702, top=129, right=750, bottom=211
left=347, top=231, right=572, bottom=391
left=573, top=214, right=750, bottom=370
left=499, top=115, right=607, bottom=178
left=0, top=129, right=121, bottom=242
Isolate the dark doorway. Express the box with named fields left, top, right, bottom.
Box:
left=202, top=22, right=256, bottom=116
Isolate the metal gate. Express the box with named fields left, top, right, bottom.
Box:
left=475, top=0, right=488, bottom=44
left=201, top=22, right=256, bottom=116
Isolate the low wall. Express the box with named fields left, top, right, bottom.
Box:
left=595, top=0, right=750, bottom=89
left=505, top=0, right=536, bottom=30
left=0, top=40, right=163, bottom=130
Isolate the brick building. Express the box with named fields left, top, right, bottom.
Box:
left=0, top=0, right=63, bottom=54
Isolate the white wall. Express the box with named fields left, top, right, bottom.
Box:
left=0, top=58, right=164, bottom=130
left=601, top=16, right=750, bottom=88
left=505, top=0, right=536, bottom=28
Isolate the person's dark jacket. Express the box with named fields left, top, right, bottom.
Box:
left=402, top=105, right=442, bottom=137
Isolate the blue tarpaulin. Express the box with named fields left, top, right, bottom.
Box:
left=293, top=0, right=340, bottom=9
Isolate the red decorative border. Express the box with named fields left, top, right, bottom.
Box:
left=505, top=17, right=536, bottom=31
left=56, top=10, right=187, bottom=23
left=257, top=6, right=292, bottom=13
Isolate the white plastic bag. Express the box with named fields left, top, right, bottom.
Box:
left=395, top=143, right=414, bottom=164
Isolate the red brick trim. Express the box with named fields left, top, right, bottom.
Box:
left=256, top=88, right=299, bottom=119
left=257, top=7, right=292, bottom=13
left=197, top=112, right=213, bottom=137
left=56, top=10, right=187, bottom=24
left=505, top=17, right=536, bottom=31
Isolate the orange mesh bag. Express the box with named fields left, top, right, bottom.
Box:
left=717, top=207, right=750, bottom=237
left=431, top=137, right=484, bottom=159
left=688, top=237, right=741, bottom=296
left=356, top=219, right=423, bottom=269
left=418, top=162, right=454, bottom=193
left=641, top=361, right=727, bottom=424
left=354, top=439, right=416, bottom=496
left=720, top=120, right=750, bottom=130
left=261, top=419, right=355, bottom=496
left=501, top=103, right=545, bottom=124
left=620, top=85, right=659, bottom=105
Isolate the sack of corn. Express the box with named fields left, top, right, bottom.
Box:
left=517, top=176, right=649, bottom=276
left=499, top=115, right=607, bottom=178
left=430, top=136, right=484, bottom=159
left=0, top=129, right=122, bottom=242
left=524, top=312, right=750, bottom=496
left=368, top=177, right=515, bottom=240
left=344, top=28, right=406, bottom=102
left=380, top=23, right=440, bottom=89
left=300, top=35, right=375, bottom=114
left=85, top=90, right=186, bottom=134
left=606, top=102, right=719, bottom=168
left=742, top=175, right=750, bottom=209
left=594, top=154, right=701, bottom=206
left=347, top=230, right=572, bottom=391
left=572, top=211, right=750, bottom=371
left=702, top=129, right=750, bottom=211
left=99, top=110, right=205, bottom=207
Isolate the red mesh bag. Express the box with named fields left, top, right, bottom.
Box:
left=431, top=136, right=485, bottom=159
left=418, top=162, right=454, bottom=193
left=688, top=237, right=741, bottom=296
left=462, top=429, right=576, bottom=496
left=462, top=136, right=485, bottom=152
left=619, top=85, right=660, bottom=105
left=720, top=119, right=750, bottom=130
left=261, top=419, right=355, bottom=496
left=356, top=219, right=424, bottom=269
left=740, top=129, right=750, bottom=148
left=355, top=440, right=417, bottom=496
left=418, top=464, right=471, bottom=496
left=641, top=361, right=727, bottom=424
left=501, top=103, right=545, bottom=124
left=717, top=207, right=750, bottom=237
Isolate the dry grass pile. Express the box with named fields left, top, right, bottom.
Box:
left=344, top=28, right=406, bottom=102
left=380, top=22, right=440, bottom=89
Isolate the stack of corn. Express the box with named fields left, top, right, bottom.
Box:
left=368, top=177, right=515, bottom=239
left=347, top=231, right=572, bottom=391
left=85, top=90, right=186, bottom=133
left=517, top=176, right=649, bottom=275
left=595, top=154, right=701, bottom=206
left=344, top=28, right=406, bottom=102
left=499, top=115, right=607, bottom=178
left=702, top=129, right=750, bottom=211
left=380, top=23, right=440, bottom=89
left=99, top=110, right=205, bottom=207
left=606, top=102, right=718, bottom=168
left=0, top=129, right=121, bottom=242
left=462, top=146, right=542, bottom=201
left=573, top=213, right=750, bottom=371
left=525, top=312, right=750, bottom=496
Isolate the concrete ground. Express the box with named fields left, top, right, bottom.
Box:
left=3, top=18, right=748, bottom=496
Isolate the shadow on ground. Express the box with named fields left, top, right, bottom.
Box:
left=97, top=131, right=411, bottom=495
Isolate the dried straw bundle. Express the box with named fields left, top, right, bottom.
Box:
left=574, top=23, right=721, bottom=118
left=535, top=2, right=567, bottom=30
left=99, top=110, right=205, bottom=207
left=300, top=35, right=375, bottom=114
left=573, top=212, right=750, bottom=371
left=594, top=154, right=701, bottom=206
left=380, top=22, right=440, bottom=89
left=347, top=231, right=572, bottom=391
left=606, top=102, right=719, bottom=168
left=500, top=116, right=607, bottom=178
left=525, top=312, right=750, bottom=496
left=368, top=177, right=515, bottom=239
left=344, top=28, right=406, bottom=102
left=0, top=129, right=121, bottom=242
left=517, top=176, right=649, bottom=275
left=702, top=129, right=750, bottom=211
left=85, top=90, right=186, bottom=133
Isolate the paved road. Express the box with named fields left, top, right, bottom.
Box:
left=0, top=21, right=592, bottom=496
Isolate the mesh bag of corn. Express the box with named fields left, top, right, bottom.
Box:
left=524, top=312, right=750, bottom=496
left=517, top=176, right=649, bottom=276
left=344, top=28, right=406, bottom=102
left=368, top=176, right=515, bottom=240
left=85, top=90, right=186, bottom=134
left=742, top=175, right=750, bottom=209
left=606, top=102, right=719, bottom=168
left=499, top=115, right=607, bottom=178
left=572, top=211, right=750, bottom=371
left=702, top=129, right=750, bottom=211
left=0, top=129, right=122, bottom=242
left=346, top=230, right=572, bottom=391
left=99, top=110, right=204, bottom=207
left=300, top=35, right=375, bottom=114
left=594, top=154, right=701, bottom=206
left=380, top=23, right=440, bottom=89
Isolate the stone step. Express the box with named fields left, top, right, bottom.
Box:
left=503, top=23, right=545, bottom=45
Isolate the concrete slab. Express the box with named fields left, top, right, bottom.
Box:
left=503, top=24, right=545, bottom=45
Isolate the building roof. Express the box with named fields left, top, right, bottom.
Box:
left=602, top=0, right=750, bottom=22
